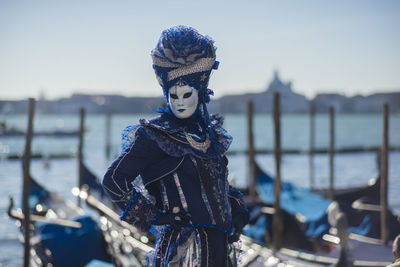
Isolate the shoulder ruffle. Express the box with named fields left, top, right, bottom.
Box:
left=121, top=115, right=232, bottom=159
left=121, top=124, right=141, bottom=152
left=209, top=114, right=232, bottom=155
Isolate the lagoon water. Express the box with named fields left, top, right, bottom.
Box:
left=0, top=113, right=399, bottom=266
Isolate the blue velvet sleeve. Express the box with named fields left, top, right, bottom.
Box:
left=102, top=127, right=163, bottom=232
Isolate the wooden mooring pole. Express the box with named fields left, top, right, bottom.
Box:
left=328, top=106, right=335, bottom=200
left=77, top=108, right=85, bottom=207
left=22, top=98, right=35, bottom=267
left=381, top=103, right=389, bottom=245
left=105, top=112, right=111, bottom=159
left=309, top=101, right=315, bottom=189
left=220, top=99, right=226, bottom=117
left=247, top=100, right=257, bottom=202
left=273, top=92, right=283, bottom=252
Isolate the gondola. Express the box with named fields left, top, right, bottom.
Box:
left=253, top=162, right=400, bottom=240
left=311, top=176, right=380, bottom=204
left=7, top=175, right=111, bottom=266
left=238, top=164, right=381, bottom=206
left=7, top=173, right=150, bottom=267
left=242, top=163, right=396, bottom=266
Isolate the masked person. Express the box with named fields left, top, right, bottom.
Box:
left=103, top=25, right=249, bottom=267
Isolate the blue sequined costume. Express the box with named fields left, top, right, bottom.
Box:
left=103, top=25, right=249, bottom=267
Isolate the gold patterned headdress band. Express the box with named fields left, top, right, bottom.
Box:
left=165, top=58, right=216, bottom=82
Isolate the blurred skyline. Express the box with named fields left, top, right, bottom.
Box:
left=1, top=0, right=399, bottom=101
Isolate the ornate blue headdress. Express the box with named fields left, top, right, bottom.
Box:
left=151, top=25, right=219, bottom=103
left=151, top=26, right=224, bottom=160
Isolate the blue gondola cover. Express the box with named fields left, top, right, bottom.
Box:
left=38, top=216, right=109, bottom=267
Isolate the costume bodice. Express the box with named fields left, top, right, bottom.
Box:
left=102, top=114, right=247, bottom=235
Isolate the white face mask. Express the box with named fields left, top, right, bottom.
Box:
left=168, top=84, right=199, bottom=119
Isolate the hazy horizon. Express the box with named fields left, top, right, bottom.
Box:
left=1, top=77, right=400, bottom=102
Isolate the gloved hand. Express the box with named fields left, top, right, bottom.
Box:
left=154, top=207, right=191, bottom=228
left=228, top=212, right=248, bottom=243
left=228, top=230, right=242, bottom=243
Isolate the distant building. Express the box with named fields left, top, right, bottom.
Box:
left=220, top=71, right=309, bottom=113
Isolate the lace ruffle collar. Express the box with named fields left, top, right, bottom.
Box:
left=122, top=114, right=232, bottom=159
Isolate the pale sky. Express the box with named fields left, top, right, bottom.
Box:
left=1, top=0, right=399, bottom=100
